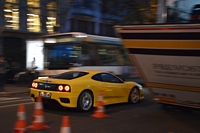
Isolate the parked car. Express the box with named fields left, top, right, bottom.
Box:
left=30, top=70, right=144, bottom=111
left=14, top=68, right=39, bottom=87
left=190, top=4, right=200, bottom=23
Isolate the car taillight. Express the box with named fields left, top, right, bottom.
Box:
left=32, top=82, right=38, bottom=89
left=64, top=85, right=70, bottom=92
left=58, top=85, right=63, bottom=91
left=58, top=85, right=71, bottom=92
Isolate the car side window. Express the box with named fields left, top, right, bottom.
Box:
left=91, top=74, right=103, bottom=81
left=100, top=73, right=122, bottom=83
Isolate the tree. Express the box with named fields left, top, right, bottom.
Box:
left=101, top=0, right=157, bottom=25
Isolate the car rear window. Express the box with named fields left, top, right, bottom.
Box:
left=51, top=71, right=89, bottom=80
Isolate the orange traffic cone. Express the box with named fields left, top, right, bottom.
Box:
left=28, top=96, right=49, bottom=130
left=91, top=90, right=109, bottom=118
left=59, top=116, right=71, bottom=133
left=13, top=103, right=27, bottom=133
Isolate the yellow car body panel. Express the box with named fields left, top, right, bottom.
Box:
left=30, top=70, right=144, bottom=109
left=30, top=89, right=79, bottom=107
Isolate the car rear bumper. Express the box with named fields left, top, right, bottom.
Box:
left=30, top=88, right=79, bottom=108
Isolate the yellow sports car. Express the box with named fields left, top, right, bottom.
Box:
left=30, top=70, right=144, bottom=111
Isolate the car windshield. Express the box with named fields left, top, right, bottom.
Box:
left=51, top=71, right=89, bottom=80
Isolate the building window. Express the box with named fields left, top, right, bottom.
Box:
left=27, top=0, right=40, bottom=8
left=71, top=19, right=78, bottom=32
left=81, top=0, right=93, bottom=9
left=47, top=2, right=57, bottom=33
left=6, top=0, right=18, bottom=3
left=75, top=20, right=94, bottom=34
left=100, top=23, right=115, bottom=37
left=4, top=3, right=19, bottom=30
left=100, top=23, right=106, bottom=36
left=87, top=21, right=94, bottom=34
left=27, top=0, right=41, bottom=32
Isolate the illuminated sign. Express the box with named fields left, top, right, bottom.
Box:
left=26, top=40, right=44, bottom=70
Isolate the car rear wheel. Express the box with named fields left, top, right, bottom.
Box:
left=77, top=90, right=93, bottom=111
left=128, top=87, right=140, bottom=103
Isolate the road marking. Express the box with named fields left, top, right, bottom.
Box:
left=0, top=98, right=31, bottom=104
left=0, top=97, right=20, bottom=101
left=0, top=102, right=34, bottom=108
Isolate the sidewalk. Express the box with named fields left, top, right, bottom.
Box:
left=0, top=84, right=30, bottom=96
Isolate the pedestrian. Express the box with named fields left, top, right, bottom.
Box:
left=0, top=56, right=6, bottom=92
left=29, top=57, right=38, bottom=87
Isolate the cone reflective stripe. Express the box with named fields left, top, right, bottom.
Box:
left=33, top=116, right=44, bottom=123
left=17, top=112, right=26, bottom=120
left=28, top=96, right=49, bottom=130
left=96, top=106, right=105, bottom=112
left=35, top=102, right=43, bottom=109
left=60, top=127, right=71, bottom=133
left=13, top=104, right=27, bottom=133
left=98, top=92, right=103, bottom=101
left=91, top=90, right=109, bottom=118
left=59, top=116, right=71, bottom=133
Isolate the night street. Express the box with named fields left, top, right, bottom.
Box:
left=1, top=88, right=200, bottom=133
left=0, top=0, right=200, bottom=132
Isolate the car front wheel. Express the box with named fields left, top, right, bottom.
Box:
left=77, top=90, right=93, bottom=111
left=128, top=87, right=140, bottom=104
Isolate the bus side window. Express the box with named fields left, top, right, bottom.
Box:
left=81, top=43, right=100, bottom=66
left=97, top=44, right=118, bottom=66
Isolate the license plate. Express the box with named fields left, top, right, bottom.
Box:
left=39, top=92, right=52, bottom=98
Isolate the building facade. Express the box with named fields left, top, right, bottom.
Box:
left=0, top=0, right=121, bottom=80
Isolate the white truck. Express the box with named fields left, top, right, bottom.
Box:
left=115, top=23, right=200, bottom=108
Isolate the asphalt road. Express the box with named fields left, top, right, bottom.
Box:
left=0, top=88, right=200, bottom=133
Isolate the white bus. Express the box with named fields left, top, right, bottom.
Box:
left=26, top=32, right=138, bottom=78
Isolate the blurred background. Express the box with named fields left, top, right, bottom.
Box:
left=0, top=0, right=199, bottom=83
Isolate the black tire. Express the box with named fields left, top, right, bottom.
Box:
left=128, top=87, right=140, bottom=104
left=77, top=90, right=93, bottom=112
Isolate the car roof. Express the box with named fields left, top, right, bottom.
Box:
left=80, top=70, right=109, bottom=74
